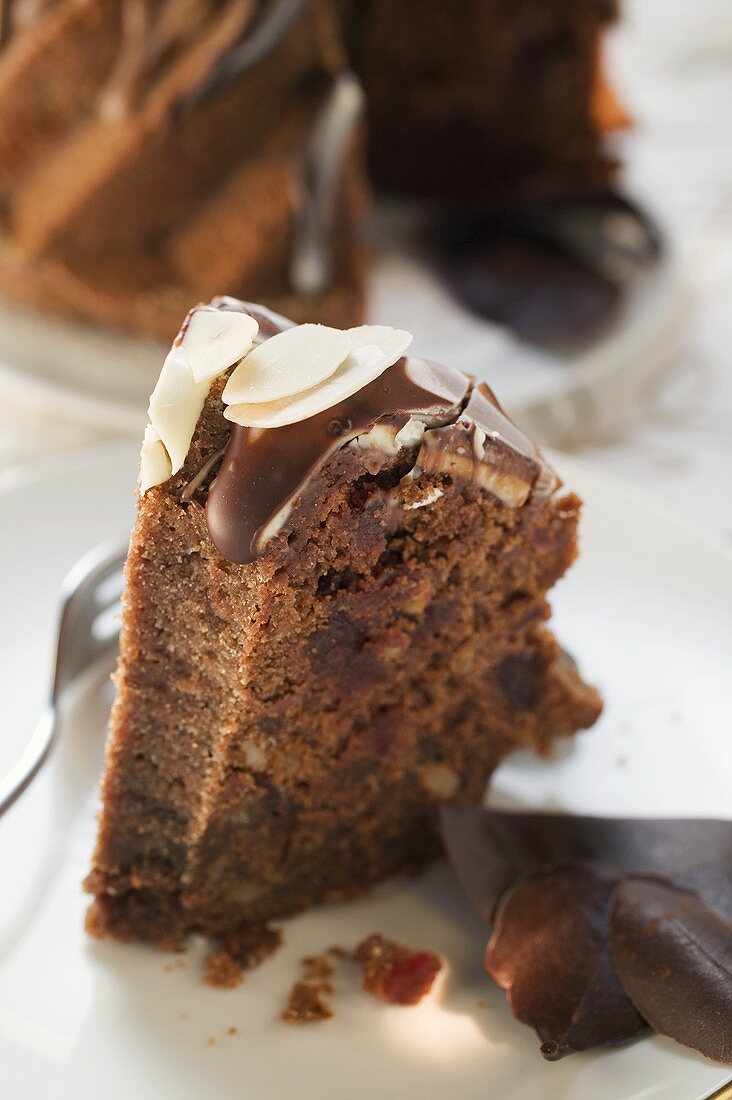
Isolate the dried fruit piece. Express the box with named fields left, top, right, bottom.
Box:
left=354, top=933, right=442, bottom=1006
left=222, top=323, right=350, bottom=405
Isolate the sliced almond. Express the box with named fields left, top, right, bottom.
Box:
left=222, top=323, right=350, bottom=406
left=345, top=325, right=412, bottom=372
left=182, top=307, right=258, bottom=383
left=224, top=325, right=413, bottom=428
left=148, top=345, right=211, bottom=474
left=139, top=424, right=172, bottom=492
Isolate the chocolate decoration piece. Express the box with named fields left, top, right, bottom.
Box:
left=440, top=807, right=732, bottom=922
left=611, top=878, right=732, bottom=1064
left=443, top=233, right=622, bottom=352
left=486, top=862, right=645, bottom=1059
left=206, top=303, right=553, bottom=565
left=439, top=190, right=662, bottom=353
left=438, top=807, right=732, bottom=1064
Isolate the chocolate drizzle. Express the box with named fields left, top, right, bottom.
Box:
left=205, top=320, right=554, bottom=564
left=183, top=0, right=310, bottom=110
left=0, top=0, right=54, bottom=46
left=289, top=70, right=365, bottom=297
left=206, top=356, right=468, bottom=563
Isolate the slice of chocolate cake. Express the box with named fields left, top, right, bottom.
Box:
left=85, top=297, right=601, bottom=947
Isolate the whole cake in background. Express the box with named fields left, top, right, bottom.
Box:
left=0, top=0, right=622, bottom=344
left=84, top=297, right=602, bottom=946
left=0, top=0, right=367, bottom=340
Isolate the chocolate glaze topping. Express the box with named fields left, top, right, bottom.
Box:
left=185, top=0, right=310, bottom=110
left=205, top=319, right=554, bottom=564
left=206, top=355, right=468, bottom=563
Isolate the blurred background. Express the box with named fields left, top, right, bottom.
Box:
left=0, top=0, right=729, bottom=539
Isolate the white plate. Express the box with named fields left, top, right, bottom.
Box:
left=0, top=442, right=730, bottom=1100
left=0, top=203, right=683, bottom=455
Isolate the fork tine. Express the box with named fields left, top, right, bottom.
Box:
left=53, top=541, right=127, bottom=699
left=0, top=540, right=128, bottom=820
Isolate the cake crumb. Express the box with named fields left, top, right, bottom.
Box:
left=227, top=1026, right=238, bottom=1036
left=203, top=951, right=245, bottom=989
left=281, top=980, right=334, bottom=1024
left=207, top=1036, right=217, bottom=1047
left=354, top=933, right=442, bottom=1005
left=203, top=924, right=283, bottom=988
left=327, top=945, right=348, bottom=959
left=301, top=954, right=334, bottom=981
left=179, top=1012, right=188, bottom=1020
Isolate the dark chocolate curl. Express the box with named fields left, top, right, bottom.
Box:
left=611, top=877, right=732, bottom=1065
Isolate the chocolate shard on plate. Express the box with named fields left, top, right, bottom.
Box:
left=438, top=191, right=662, bottom=353
left=486, top=862, right=645, bottom=1059
left=440, top=807, right=732, bottom=922
left=439, top=807, right=732, bottom=1064
left=611, top=877, right=732, bottom=1065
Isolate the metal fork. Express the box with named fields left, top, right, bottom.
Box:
left=0, top=541, right=127, bottom=818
